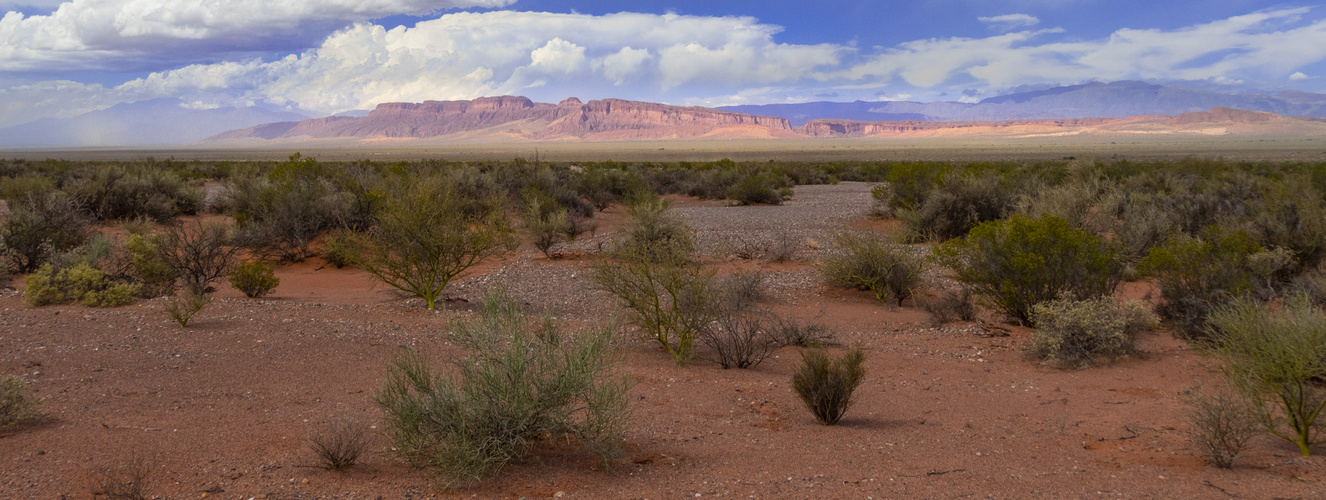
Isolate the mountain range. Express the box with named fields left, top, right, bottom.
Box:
left=0, top=99, right=310, bottom=149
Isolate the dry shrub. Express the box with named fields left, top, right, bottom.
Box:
left=701, top=308, right=780, bottom=369
left=1, top=375, right=42, bottom=430
left=922, top=288, right=976, bottom=325
left=820, top=232, right=927, bottom=306
left=792, top=348, right=866, bottom=425
left=1185, top=387, right=1261, bottom=469
left=771, top=314, right=834, bottom=348
left=89, top=455, right=154, bottom=500
left=308, top=416, right=371, bottom=471
left=1026, top=296, right=1157, bottom=369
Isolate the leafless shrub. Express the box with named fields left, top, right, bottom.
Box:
left=701, top=308, right=779, bottom=369
left=308, top=416, right=371, bottom=471
left=771, top=313, right=834, bottom=347
left=1185, top=387, right=1261, bottom=469
left=89, top=455, right=154, bottom=500
left=922, top=288, right=976, bottom=325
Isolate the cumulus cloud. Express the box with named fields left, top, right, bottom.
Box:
left=3, top=8, right=1326, bottom=129
left=978, top=13, right=1040, bottom=31
left=0, top=0, right=514, bottom=71
left=1291, top=71, right=1310, bottom=81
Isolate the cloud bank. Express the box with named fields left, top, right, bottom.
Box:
left=1, top=8, right=1325, bottom=129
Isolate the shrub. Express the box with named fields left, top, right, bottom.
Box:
left=159, top=220, right=240, bottom=296
left=1184, top=387, right=1261, bottom=469
left=700, top=308, right=780, bottom=369
left=63, top=165, right=202, bottom=223
left=124, top=232, right=178, bottom=298
left=727, top=174, right=783, bottom=205
left=767, top=230, right=800, bottom=263
left=1208, top=294, right=1326, bottom=456
left=820, top=232, right=928, bottom=306
left=1093, top=191, right=1183, bottom=262
left=89, top=455, right=154, bottom=500
left=0, top=174, right=55, bottom=201
left=164, top=289, right=209, bottom=328
left=320, top=230, right=361, bottom=269
left=936, top=214, right=1121, bottom=325
left=922, top=288, right=976, bottom=325
left=226, top=154, right=350, bottom=262
left=1138, top=227, right=1261, bottom=338
left=593, top=198, right=711, bottom=363
left=792, top=348, right=866, bottom=425
left=308, top=416, right=370, bottom=471
left=23, top=263, right=139, bottom=307
left=869, top=184, right=892, bottom=218
left=1026, top=296, right=1157, bottom=368
left=1, top=375, right=42, bottom=430
left=1, top=192, right=90, bottom=273
left=522, top=192, right=574, bottom=258
left=375, top=292, right=629, bottom=488
left=771, top=314, right=834, bottom=347
left=354, top=178, right=512, bottom=310
left=229, top=260, right=280, bottom=298
left=897, top=174, right=1015, bottom=241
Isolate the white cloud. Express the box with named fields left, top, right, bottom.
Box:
left=601, top=47, right=651, bottom=85
left=1291, top=71, right=1310, bottom=81
left=0, top=0, right=514, bottom=71
left=978, top=13, right=1040, bottom=31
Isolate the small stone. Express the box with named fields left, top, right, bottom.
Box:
left=554, top=492, right=566, bottom=498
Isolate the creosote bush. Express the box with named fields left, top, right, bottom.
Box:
left=936, top=214, right=1121, bottom=325
left=522, top=192, right=575, bottom=258
left=820, top=232, right=927, bottom=306
left=1, top=192, right=89, bottom=273
left=376, top=292, right=629, bottom=488
left=229, top=260, right=280, bottom=298
left=1026, top=295, right=1158, bottom=369
left=793, top=348, right=866, bottom=425
left=308, top=416, right=370, bottom=471
left=1185, top=386, right=1261, bottom=469
left=320, top=230, right=361, bottom=269
left=1208, top=294, right=1326, bottom=456
left=1, top=375, right=43, bottom=430
left=23, top=263, right=139, bottom=307
left=353, top=178, right=512, bottom=310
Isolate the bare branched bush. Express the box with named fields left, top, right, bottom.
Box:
left=792, top=348, right=866, bottom=425
left=1185, top=387, right=1261, bottom=469
left=308, top=416, right=371, bottom=471
left=89, top=455, right=154, bottom=500
left=771, top=314, right=834, bottom=348
left=922, top=288, right=976, bottom=325
left=160, top=219, right=240, bottom=296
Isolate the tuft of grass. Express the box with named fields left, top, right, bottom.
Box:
left=164, top=289, right=210, bottom=328
left=308, top=416, right=371, bottom=471
left=792, top=348, right=866, bottom=425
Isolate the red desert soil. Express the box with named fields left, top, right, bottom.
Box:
left=3, top=184, right=1324, bottom=499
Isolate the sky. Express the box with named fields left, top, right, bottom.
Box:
left=1, top=0, right=1325, bottom=129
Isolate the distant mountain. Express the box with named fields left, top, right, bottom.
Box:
left=208, top=96, right=797, bottom=143
left=720, top=81, right=1326, bottom=125
left=0, top=99, right=311, bottom=148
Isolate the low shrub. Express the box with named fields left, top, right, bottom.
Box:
left=159, top=220, right=241, bottom=296
left=771, top=314, right=834, bottom=348
left=1, top=375, right=42, bottom=430
left=308, top=416, right=370, bottom=471
left=23, top=263, right=139, bottom=307
left=320, top=230, right=360, bottom=269
left=1184, top=387, right=1261, bottom=469
left=820, top=232, right=928, bottom=306
left=792, top=348, right=866, bottom=425
left=229, top=260, right=280, bottom=298
left=226, top=154, right=350, bottom=262
left=1, top=192, right=90, bottom=273
left=375, top=292, right=629, bottom=488
left=1208, top=294, right=1326, bottom=456
left=897, top=174, right=1015, bottom=242
left=89, top=455, right=154, bottom=500
left=124, top=232, right=178, bottom=298
left=936, top=214, right=1121, bottom=325
left=700, top=308, right=780, bottom=369
left=164, top=289, right=209, bottom=328
left=523, top=192, right=574, bottom=258
left=727, top=175, right=783, bottom=205
left=922, top=288, right=976, bottom=325
left=1026, top=296, right=1157, bottom=368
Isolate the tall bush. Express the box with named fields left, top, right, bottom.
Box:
left=1, top=192, right=90, bottom=273
left=935, top=214, right=1121, bottom=325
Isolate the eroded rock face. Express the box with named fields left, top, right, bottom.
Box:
left=209, top=96, right=792, bottom=141
left=799, top=118, right=1115, bottom=137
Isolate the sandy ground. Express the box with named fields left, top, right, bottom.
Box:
left=3, top=184, right=1325, bottom=499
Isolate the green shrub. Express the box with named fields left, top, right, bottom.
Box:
left=820, top=232, right=928, bottom=306
left=23, top=263, right=138, bottom=307
left=522, top=192, right=574, bottom=258
left=1184, top=386, right=1260, bottom=469
left=1, top=192, right=90, bottom=273
left=320, top=230, right=360, bottom=269
left=164, top=289, right=209, bottom=328
left=124, top=233, right=178, bottom=298
left=617, top=195, right=695, bottom=263
left=1026, top=296, right=1157, bottom=368
left=1208, top=295, right=1326, bottom=456
left=375, top=292, right=629, bottom=488
left=792, top=348, right=866, bottom=425
left=0, top=175, right=55, bottom=202
left=226, top=154, right=350, bottom=262
left=229, top=260, right=280, bottom=298
left=1092, top=191, right=1182, bottom=262
left=1, top=375, right=42, bottom=430
left=936, top=214, right=1121, bottom=325
left=63, top=165, right=202, bottom=223
left=354, top=178, right=512, bottom=310
left=727, top=175, right=783, bottom=205
left=1138, top=227, right=1262, bottom=338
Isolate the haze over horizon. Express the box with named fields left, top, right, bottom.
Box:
left=2, top=0, right=1326, bottom=137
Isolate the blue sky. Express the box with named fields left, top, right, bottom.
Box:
left=1, top=0, right=1324, bottom=128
